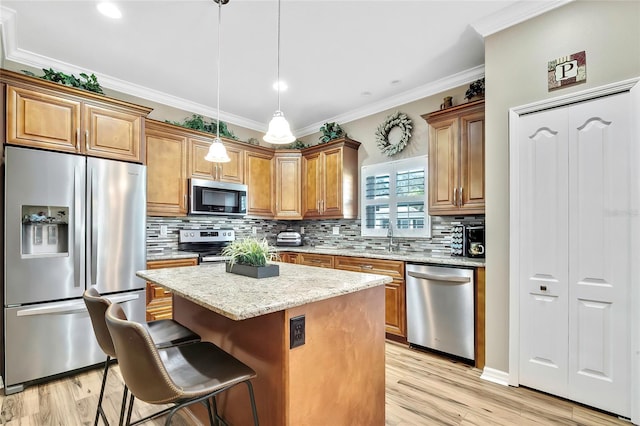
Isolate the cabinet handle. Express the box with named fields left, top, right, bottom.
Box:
left=184, top=194, right=187, bottom=209
left=321, top=199, right=325, bottom=214
left=453, top=188, right=458, bottom=207
left=459, top=187, right=463, bottom=207
left=540, top=285, right=547, bottom=291
left=76, top=129, right=80, bottom=149
left=360, top=265, right=373, bottom=270
left=85, top=130, right=89, bottom=152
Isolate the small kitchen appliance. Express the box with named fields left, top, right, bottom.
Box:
left=465, top=225, right=485, bottom=258
left=450, top=224, right=466, bottom=256
left=178, top=228, right=235, bottom=263
left=276, top=229, right=303, bottom=246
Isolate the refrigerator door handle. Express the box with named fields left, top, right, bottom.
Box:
left=16, top=300, right=87, bottom=317
left=89, top=168, right=98, bottom=286
left=407, top=271, right=471, bottom=283
left=74, top=166, right=82, bottom=288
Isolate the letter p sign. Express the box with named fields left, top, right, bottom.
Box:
left=548, top=51, right=586, bottom=91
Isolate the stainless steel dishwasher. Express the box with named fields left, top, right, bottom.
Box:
left=406, top=263, right=475, bottom=361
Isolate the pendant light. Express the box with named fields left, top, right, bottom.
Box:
left=263, top=0, right=295, bottom=144
left=205, top=0, right=231, bottom=163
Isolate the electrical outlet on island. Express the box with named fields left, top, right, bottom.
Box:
left=332, top=226, right=339, bottom=235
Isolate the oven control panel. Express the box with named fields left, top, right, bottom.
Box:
left=179, top=229, right=235, bottom=243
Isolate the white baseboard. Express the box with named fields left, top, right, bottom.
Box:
left=480, top=367, right=509, bottom=386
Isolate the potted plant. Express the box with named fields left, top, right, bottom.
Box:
left=464, top=78, right=485, bottom=101
left=319, top=122, right=345, bottom=143
left=222, top=237, right=279, bottom=279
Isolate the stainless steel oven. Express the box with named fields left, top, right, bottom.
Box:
left=178, top=228, right=235, bottom=263
left=189, top=178, right=247, bottom=216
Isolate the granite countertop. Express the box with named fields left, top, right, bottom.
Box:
left=147, top=246, right=485, bottom=267
left=136, top=262, right=391, bottom=321
left=275, top=246, right=486, bottom=268
left=146, top=250, right=199, bottom=262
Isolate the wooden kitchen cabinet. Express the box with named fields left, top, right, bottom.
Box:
left=298, top=253, right=334, bottom=269
left=244, top=146, right=275, bottom=218
left=145, top=257, right=198, bottom=321
left=277, top=252, right=300, bottom=264
left=2, top=69, right=150, bottom=162
left=334, top=256, right=406, bottom=339
left=302, top=138, right=360, bottom=219
left=188, top=136, right=244, bottom=184
left=145, top=120, right=188, bottom=216
left=422, top=99, right=485, bottom=215
left=274, top=151, right=302, bottom=220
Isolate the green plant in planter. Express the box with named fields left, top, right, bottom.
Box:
left=22, top=68, right=104, bottom=94
left=222, top=237, right=274, bottom=268
left=464, top=78, right=485, bottom=101
left=275, top=139, right=309, bottom=150
left=166, top=114, right=238, bottom=140
left=319, top=122, right=345, bottom=143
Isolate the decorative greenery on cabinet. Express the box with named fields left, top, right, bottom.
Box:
left=319, top=122, right=346, bottom=143
left=22, top=68, right=104, bottom=94
left=166, top=114, right=239, bottom=140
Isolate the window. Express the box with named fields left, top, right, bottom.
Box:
left=361, top=156, right=430, bottom=238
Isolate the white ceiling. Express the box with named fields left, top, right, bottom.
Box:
left=0, top=1, right=566, bottom=136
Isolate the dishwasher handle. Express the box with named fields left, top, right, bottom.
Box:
left=407, top=270, right=471, bottom=283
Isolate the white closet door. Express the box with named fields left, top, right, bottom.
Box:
left=567, top=92, right=631, bottom=416
left=517, top=108, right=569, bottom=397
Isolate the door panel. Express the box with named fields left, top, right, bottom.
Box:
left=87, top=157, right=146, bottom=294
left=568, top=93, right=631, bottom=416
left=4, top=147, right=86, bottom=305
left=518, top=109, right=569, bottom=397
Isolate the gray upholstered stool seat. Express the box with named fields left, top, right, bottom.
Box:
left=83, top=287, right=200, bottom=426
left=106, top=303, right=259, bottom=426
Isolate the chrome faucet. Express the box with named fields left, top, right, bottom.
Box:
left=387, top=225, right=395, bottom=252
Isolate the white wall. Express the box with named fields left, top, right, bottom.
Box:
left=484, top=0, right=640, bottom=373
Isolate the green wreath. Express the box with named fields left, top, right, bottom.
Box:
left=375, top=111, right=413, bottom=156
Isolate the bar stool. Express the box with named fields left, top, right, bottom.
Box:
left=83, top=287, right=200, bottom=426
left=105, top=303, right=259, bottom=426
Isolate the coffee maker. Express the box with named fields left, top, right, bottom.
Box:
left=465, top=225, right=485, bottom=258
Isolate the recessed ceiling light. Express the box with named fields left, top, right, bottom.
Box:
left=97, top=2, right=122, bottom=19
left=272, top=80, right=288, bottom=91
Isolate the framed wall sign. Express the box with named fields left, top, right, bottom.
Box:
left=548, top=50, right=586, bottom=91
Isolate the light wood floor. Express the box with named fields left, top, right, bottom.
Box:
left=0, top=341, right=629, bottom=425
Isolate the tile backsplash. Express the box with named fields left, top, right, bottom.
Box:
left=147, top=215, right=484, bottom=258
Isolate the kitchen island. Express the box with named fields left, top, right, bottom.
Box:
left=137, top=262, right=391, bottom=426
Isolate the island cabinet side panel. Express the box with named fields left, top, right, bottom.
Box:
left=172, top=296, right=287, bottom=426
left=285, top=285, right=386, bottom=425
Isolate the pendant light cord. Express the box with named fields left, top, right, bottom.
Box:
left=276, top=0, right=281, bottom=112
left=216, top=0, right=221, bottom=139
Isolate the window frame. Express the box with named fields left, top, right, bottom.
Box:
left=360, top=155, right=430, bottom=238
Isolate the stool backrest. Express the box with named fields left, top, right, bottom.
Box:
left=105, top=303, right=182, bottom=404
left=83, top=287, right=116, bottom=358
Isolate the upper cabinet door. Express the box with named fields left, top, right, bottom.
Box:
left=146, top=126, right=188, bottom=216
left=302, top=151, right=322, bottom=218
left=244, top=148, right=274, bottom=217
left=427, top=117, right=459, bottom=213
left=83, top=103, right=142, bottom=162
left=188, top=138, right=215, bottom=180
left=6, top=85, right=81, bottom=153
left=459, top=110, right=485, bottom=212
left=218, top=143, right=244, bottom=184
left=321, top=147, right=344, bottom=217
left=274, top=152, right=302, bottom=220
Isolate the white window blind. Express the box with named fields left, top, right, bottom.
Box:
left=361, top=156, right=430, bottom=238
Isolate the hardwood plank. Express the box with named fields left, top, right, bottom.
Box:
left=0, top=342, right=628, bottom=425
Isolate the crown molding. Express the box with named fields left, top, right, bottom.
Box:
left=294, top=65, right=485, bottom=136
left=0, top=6, right=17, bottom=57
left=471, top=0, right=573, bottom=38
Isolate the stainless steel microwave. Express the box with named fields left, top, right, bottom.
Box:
left=189, top=178, right=248, bottom=216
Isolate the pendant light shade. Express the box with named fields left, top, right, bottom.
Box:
left=263, top=0, right=295, bottom=145
left=205, top=137, right=231, bottom=162
left=264, top=111, right=295, bottom=144
left=206, top=0, right=231, bottom=163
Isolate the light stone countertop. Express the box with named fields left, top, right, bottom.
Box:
left=147, top=246, right=485, bottom=268
left=136, top=262, right=391, bottom=321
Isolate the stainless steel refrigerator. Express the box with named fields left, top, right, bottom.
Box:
left=2, top=146, right=147, bottom=394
